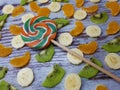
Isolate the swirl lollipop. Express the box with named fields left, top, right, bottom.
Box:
left=21, top=16, right=57, bottom=49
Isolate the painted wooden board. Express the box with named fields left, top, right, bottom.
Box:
left=0, top=0, right=120, bottom=90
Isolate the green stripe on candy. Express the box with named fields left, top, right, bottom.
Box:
left=47, top=23, right=57, bottom=34
left=33, top=17, right=50, bottom=24
left=24, top=19, right=30, bottom=32
left=21, top=35, right=32, bottom=42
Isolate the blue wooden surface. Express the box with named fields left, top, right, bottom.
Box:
left=0, top=0, right=120, bottom=90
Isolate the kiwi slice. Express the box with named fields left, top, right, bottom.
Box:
left=102, top=37, right=120, bottom=53
left=42, top=64, right=65, bottom=88
left=54, top=18, right=69, bottom=29
left=90, top=12, right=108, bottom=24
left=0, top=80, right=17, bottom=90
left=0, top=67, right=8, bottom=79
left=52, top=0, right=69, bottom=2
left=20, top=0, right=34, bottom=5
left=79, top=57, right=102, bottom=79
left=35, top=44, right=55, bottom=63
left=0, top=14, right=8, bottom=31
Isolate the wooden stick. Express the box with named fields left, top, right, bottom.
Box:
left=51, top=40, right=120, bottom=83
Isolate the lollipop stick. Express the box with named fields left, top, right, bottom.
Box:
left=51, top=40, right=120, bottom=83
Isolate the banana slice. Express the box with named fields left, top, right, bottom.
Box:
left=38, top=0, right=49, bottom=3
left=105, top=53, right=120, bottom=69
left=22, top=13, right=34, bottom=23
left=11, top=35, right=25, bottom=49
left=58, top=33, right=73, bottom=46
left=2, top=4, right=14, bottom=14
left=90, top=0, right=101, bottom=3
left=48, top=2, right=61, bottom=12
left=85, top=25, right=101, bottom=37
left=67, top=48, right=83, bottom=64
left=17, top=67, right=34, bottom=87
left=74, top=9, right=87, bottom=20
left=64, top=73, right=81, bottom=90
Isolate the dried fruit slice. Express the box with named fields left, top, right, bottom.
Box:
left=38, top=0, right=49, bottom=3
left=9, top=25, right=22, bottom=35
left=2, top=4, right=14, bottom=14
left=70, top=21, right=84, bottom=36
left=82, top=5, right=98, bottom=13
left=0, top=67, right=8, bottom=79
left=48, top=2, right=61, bottom=12
left=0, top=80, right=17, bottom=90
left=42, top=64, right=65, bottom=88
left=30, top=2, right=40, bottom=12
left=106, top=21, right=120, bottom=35
left=62, top=4, right=74, bottom=18
left=20, top=0, right=34, bottom=6
left=35, top=44, right=54, bottom=63
left=75, top=0, right=84, bottom=8
left=90, top=12, right=108, bottom=24
left=90, top=0, right=101, bottom=3
left=10, top=52, right=31, bottom=68
left=96, top=84, right=108, bottom=90
left=78, top=41, right=98, bottom=54
left=54, top=18, right=69, bottom=29
left=79, top=57, right=102, bottom=79
left=0, top=44, right=12, bottom=57
left=102, top=37, right=120, bottom=53
left=105, top=1, right=120, bottom=16
left=21, top=13, right=34, bottom=23
left=37, top=7, right=51, bottom=17
left=0, top=14, right=8, bottom=31
left=12, top=5, right=25, bottom=17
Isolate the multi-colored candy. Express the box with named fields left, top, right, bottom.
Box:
left=21, top=16, right=57, bottom=49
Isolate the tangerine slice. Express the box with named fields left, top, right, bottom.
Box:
left=105, top=1, right=120, bottom=16
left=70, top=21, right=84, bottom=36
left=12, top=5, right=25, bottom=17
left=0, top=44, right=12, bottom=57
left=37, top=7, right=51, bottom=17
left=62, top=4, right=74, bottom=18
left=82, top=5, right=99, bottom=13
left=96, top=84, right=108, bottom=90
left=75, top=0, right=84, bottom=8
left=106, top=21, right=120, bottom=35
left=78, top=41, right=98, bottom=54
left=30, top=2, right=40, bottom=12
left=9, top=25, right=22, bottom=35
left=10, top=52, right=31, bottom=68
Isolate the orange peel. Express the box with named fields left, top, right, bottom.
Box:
left=96, top=84, right=108, bottom=90
left=30, top=2, right=40, bottom=12
left=75, top=0, right=84, bottom=8
left=9, top=25, right=22, bottom=35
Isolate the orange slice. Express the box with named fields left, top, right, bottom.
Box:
left=70, top=21, right=84, bottom=36
left=0, top=44, right=12, bottom=57
left=37, top=7, right=51, bottom=17
left=96, top=84, right=108, bottom=90
left=9, top=25, right=22, bottom=35
left=106, top=21, right=120, bottom=35
left=105, top=1, right=120, bottom=16
left=12, top=5, right=25, bottom=17
left=78, top=41, right=98, bottom=54
left=82, top=5, right=99, bottom=13
left=10, top=52, right=31, bottom=68
left=62, top=4, right=74, bottom=18
left=30, top=2, right=40, bottom=12
left=75, top=0, right=84, bottom=8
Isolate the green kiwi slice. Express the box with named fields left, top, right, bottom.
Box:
left=102, top=37, right=120, bottom=53
left=42, top=64, right=65, bottom=88
left=52, top=0, right=69, bottom=2
left=0, top=80, right=17, bottom=90
left=0, top=14, right=8, bottom=31
left=0, top=67, right=8, bottom=79
left=79, top=57, right=102, bottom=79
left=20, top=0, right=34, bottom=5
left=35, top=44, right=55, bottom=63
left=54, top=18, right=69, bottom=29
left=90, top=12, right=108, bottom=24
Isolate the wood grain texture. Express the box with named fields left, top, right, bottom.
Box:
left=0, top=0, right=120, bottom=90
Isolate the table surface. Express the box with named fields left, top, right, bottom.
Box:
left=0, top=0, right=120, bottom=90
